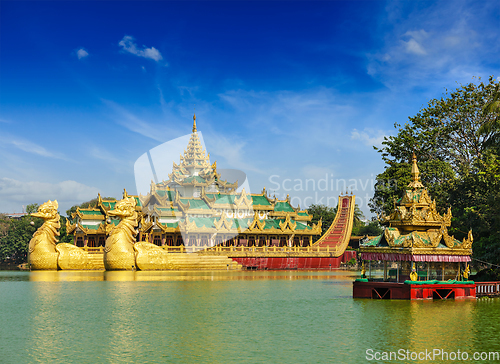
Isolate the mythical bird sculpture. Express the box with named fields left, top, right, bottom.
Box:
left=28, top=200, right=60, bottom=270
left=103, top=197, right=138, bottom=270
left=28, top=199, right=93, bottom=270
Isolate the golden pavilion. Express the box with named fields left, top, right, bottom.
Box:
left=67, top=115, right=322, bottom=250
left=359, top=153, right=473, bottom=283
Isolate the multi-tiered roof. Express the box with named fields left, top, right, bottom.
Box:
left=155, top=114, right=237, bottom=193
left=360, top=153, right=473, bottom=262
left=68, top=115, right=322, bottom=243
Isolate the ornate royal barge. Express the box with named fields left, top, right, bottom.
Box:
left=28, top=115, right=356, bottom=271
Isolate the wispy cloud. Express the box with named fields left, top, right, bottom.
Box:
left=367, top=1, right=500, bottom=90
left=0, top=132, right=68, bottom=160
left=118, top=35, right=163, bottom=62
left=76, top=48, right=89, bottom=59
left=351, top=128, right=388, bottom=148
left=402, top=30, right=428, bottom=55
left=101, top=99, right=185, bottom=142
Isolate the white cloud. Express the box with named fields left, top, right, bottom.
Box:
left=367, top=1, right=500, bottom=91
left=0, top=133, right=68, bottom=160
left=0, top=178, right=100, bottom=215
left=351, top=128, right=388, bottom=148
left=76, top=48, right=89, bottom=59
left=404, top=38, right=426, bottom=55
left=118, top=36, right=163, bottom=62
left=101, top=98, right=182, bottom=142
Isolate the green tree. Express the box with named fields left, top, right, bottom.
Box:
left=370, top=76, right=500, bottom=265
left=308, top=204, right=337, bottom=237
left=0, top=214, right=42, bottom=264
left=25, top=203, right=39, bottom=214
left=374, top=76, right=499, bottom=175
left=0, top=203, right=73, bottom=264
left=0, top=214, right=9, bottom=239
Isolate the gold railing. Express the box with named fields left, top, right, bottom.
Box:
left=77, top=244, right=341, bottom=255
left=81, top=246, right=104, bottom=254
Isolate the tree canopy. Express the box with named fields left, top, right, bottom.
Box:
left=370, top=76, right=500, bottom=266
left=0, top=203, right=73, bottom=264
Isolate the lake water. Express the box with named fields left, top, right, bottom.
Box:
left=1, top=270, right=499, bottom=363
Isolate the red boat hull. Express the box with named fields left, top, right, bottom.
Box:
left=232, top=251, right=356, bottom=270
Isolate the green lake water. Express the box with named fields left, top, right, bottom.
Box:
left=1, top=270, right=499, bottom=363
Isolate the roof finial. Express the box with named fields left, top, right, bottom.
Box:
left=192, top=113, right=197, bottom=133
left=408, top=152, right=424, bottom=189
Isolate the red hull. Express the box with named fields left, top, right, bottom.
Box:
left=353, top=281, right=476, bottom=300
left=232, top=251, right=356, bottom=270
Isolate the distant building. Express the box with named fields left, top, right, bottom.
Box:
left=3, top=213, right=27, bottom=219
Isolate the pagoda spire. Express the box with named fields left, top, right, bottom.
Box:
left=407, top=152, right=424, bottom=189
left=192, top=113, right=197, bottom=133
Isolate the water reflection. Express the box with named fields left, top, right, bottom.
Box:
left=1, top=270, right=359, bottom=282
left=1, top=270, right=500, bottom=363
left=354, top=297, right=481, bottom=361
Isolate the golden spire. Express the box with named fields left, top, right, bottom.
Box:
left=192, top=113, right=197, bottom=133
left=408, top=152, right=424, bottom=189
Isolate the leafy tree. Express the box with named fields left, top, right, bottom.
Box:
left=370, top=76, right=500, bottom=266
left=0, top=203, right=73, bottom=264
left=25, top=203, right=39, bottom=214
left=308, top=204, right=337, bottom=238
left=354, top=221, right=383, bottom=237
left=374, top=76, right=499, bottom=176
left=0, top=214, right=9, bottom=239
left=58, top=216, right=74, bottom=245
left=0, top=214, right=42, bottom=264
left=448, top=150, right=500, bottom=259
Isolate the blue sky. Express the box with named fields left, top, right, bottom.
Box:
left=1, top=1, right=499, bottom=217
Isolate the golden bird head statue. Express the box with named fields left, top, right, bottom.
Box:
left=30, top=200, right=59, bottom=220
left=108, top=197, right=137, bottom=218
